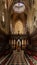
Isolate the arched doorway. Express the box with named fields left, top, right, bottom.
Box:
left=14, top=20, right=24, bottom=34
left=16, top=39, right=21, bottom=51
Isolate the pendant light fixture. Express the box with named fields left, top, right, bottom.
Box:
left=13, top=0, right=25, bottom=13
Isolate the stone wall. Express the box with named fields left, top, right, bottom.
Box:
left=27, top=0, right=37, bottom=34
left=0, top=0, right=9, bottom=34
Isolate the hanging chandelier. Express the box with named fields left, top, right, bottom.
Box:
left=13, top=1, right=25, bottom=13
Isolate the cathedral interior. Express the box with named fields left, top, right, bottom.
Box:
left=0, top=0, right=37, bottom=65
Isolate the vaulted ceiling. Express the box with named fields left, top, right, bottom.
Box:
left=0, top=0, right=36, bottom=34
left=0, top=0, right=34, bottom=15
left=7, top=0, right=34, bottom=8
left=8, top=0, right=34, bottom=12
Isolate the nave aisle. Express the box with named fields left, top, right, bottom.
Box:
left=0, top=50, right=37, bottom=65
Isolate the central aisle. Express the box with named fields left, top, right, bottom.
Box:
left=7, top=50, right=27, bottom=65
left=5, top=50, right=37, bottom=65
